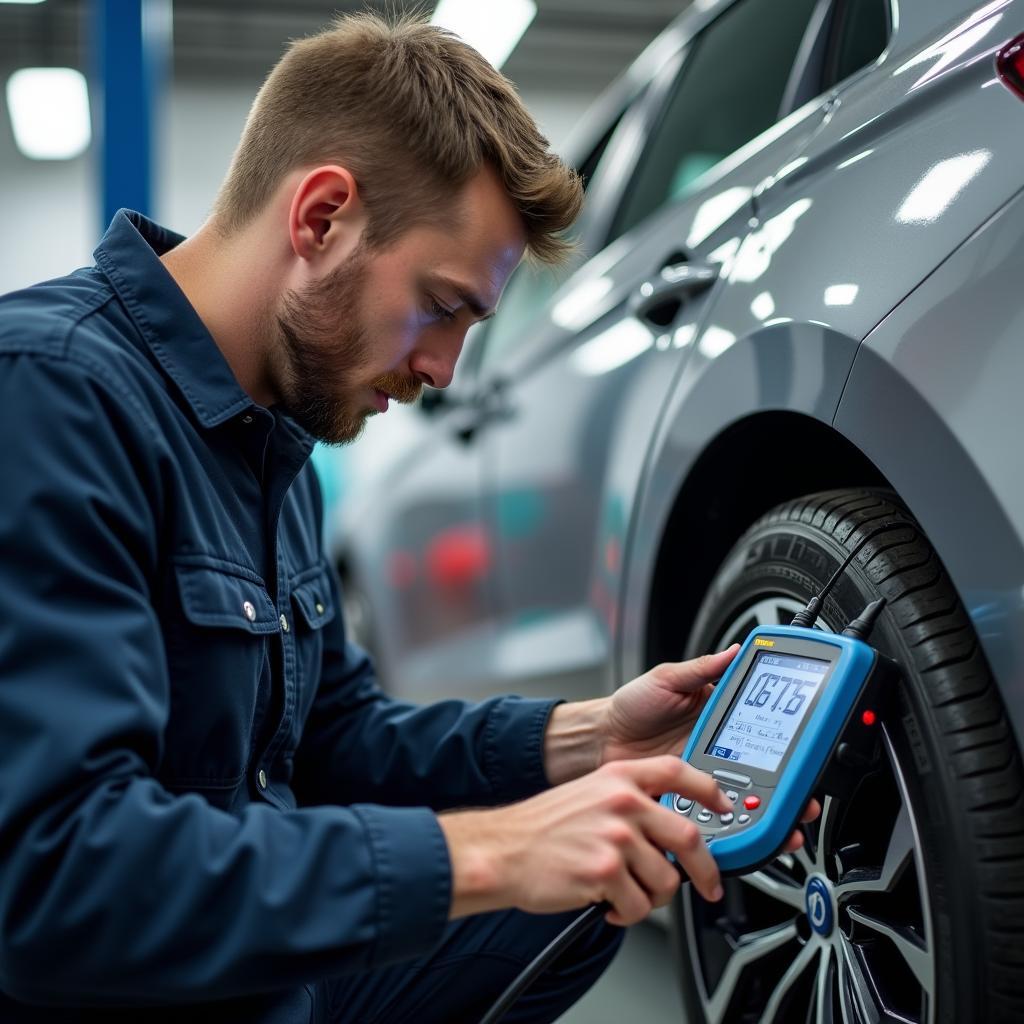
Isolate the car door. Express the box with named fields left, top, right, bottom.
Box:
left=472, top=0, right=836, bottom=701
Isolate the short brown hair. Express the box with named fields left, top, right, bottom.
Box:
left=213, top=12, right=583, bottom=264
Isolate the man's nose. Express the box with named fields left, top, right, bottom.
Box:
left=410, top=335, right=464, bottom=390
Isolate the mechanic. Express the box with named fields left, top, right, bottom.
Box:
left=0, top=13, right=815, bottom=1023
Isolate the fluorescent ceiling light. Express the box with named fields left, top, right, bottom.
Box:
left=0, top=1, right=47, bottom=5
left=431, top=0, right=537, bottom=69
left=6, top=67, right=91, bottom=160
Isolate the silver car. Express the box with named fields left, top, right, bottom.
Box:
left=332, top=0, right=1024, bottom=1020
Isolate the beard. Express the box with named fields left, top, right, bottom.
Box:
left=275, top=246, right=422, bottom=445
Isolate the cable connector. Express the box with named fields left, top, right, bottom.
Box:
left=841, top=598, right=887, bottom=641
left=790, top=596, right=822, bottom=629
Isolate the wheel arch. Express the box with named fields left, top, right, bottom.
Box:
left=641, top=411, right=887, bottom=667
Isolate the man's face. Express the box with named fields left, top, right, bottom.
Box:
left=274, top=167, right=526, bottom=445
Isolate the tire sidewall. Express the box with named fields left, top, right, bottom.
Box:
left=674, top=517, right=978, bottom=1024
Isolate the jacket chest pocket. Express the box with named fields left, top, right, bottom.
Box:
left=160, top=559, right=279, bottom=789
left=288, top=560, right=336, bottom=729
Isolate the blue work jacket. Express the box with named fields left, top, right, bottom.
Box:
left=0, top=211, right=558, bottom=1021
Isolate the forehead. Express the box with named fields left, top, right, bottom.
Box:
left=389, top=169, right=527, bottom=295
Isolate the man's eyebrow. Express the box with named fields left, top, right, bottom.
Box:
left=432, top=277, right=496, bottom=321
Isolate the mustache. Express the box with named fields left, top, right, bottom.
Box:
left=372, top=371, right=423, bottom=405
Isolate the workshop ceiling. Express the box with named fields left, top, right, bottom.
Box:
left=0, top=0, right=690, bottom=93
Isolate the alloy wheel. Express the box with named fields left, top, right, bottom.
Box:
left=681, top=595, right=935, bottom=1024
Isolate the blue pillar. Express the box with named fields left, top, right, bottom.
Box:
left=92, top=0, right=171, bottom=231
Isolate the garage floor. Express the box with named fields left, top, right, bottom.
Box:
left=555, top=921, right=684, bottom=1023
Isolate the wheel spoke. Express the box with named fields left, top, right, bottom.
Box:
left=705, top=921, right=799, bottom=1024
left=815, top=946, right=835, bottom=1024
left=835, top=800, right=912, bottom=897
left=836, top=933, right=881, bottom=1024
left=741, top=867, right=806, bottom=911
left=811, top=795, right=839, bottom=875
left=847, top=906, right=932, bottom=993
left=756, top=941, right=819, bottom=1024
left=794, top=842, right=816, bottom=879
left=749, top=598, right=788, bottom=627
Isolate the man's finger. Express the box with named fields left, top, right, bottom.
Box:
left=612, top=757, right=731, bottom=813
left=800, top=798, right=821, bottom=823
left=639, top=803, right=722, bottom=902
left=622, top=831, right=687, bottom=908
left=781, top=830, right=805, bottom=853
left=603, top=869, right=653, bottom=927
left=653, top=645, right=741, bottom=694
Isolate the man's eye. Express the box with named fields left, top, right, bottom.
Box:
left=430, top=298, right=456, bottom=322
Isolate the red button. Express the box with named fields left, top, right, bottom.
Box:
left=743, top=795, right=761, bottom=810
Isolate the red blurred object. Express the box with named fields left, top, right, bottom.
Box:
left=743, top=795, right=761, bottom=810
left=604, top=537, right=620, bottom=574
left=861, top=709, right=877, bottom=726
left=996, top=33, right=1024, bottom=98
left=426, top=525, right=492, bottom=588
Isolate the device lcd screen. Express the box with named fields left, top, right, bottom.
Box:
left=706, top=651, right=831, bottom=772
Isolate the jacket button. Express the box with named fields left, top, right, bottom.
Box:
left=243, top=601, right=256, bottom=621
left=315, top=601, right=325, bottom=615
left=257, top=769, right=268, bottom=789
left=279, top=613, right=289, bottom=633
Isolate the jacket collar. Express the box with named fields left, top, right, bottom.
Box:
left=93, top=209, right=257, bottom=429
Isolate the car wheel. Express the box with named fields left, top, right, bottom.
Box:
left=672, top=489, right=1024, bottom=1024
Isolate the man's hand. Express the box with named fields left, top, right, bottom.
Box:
left=438, top=756, right=733, bottom=926
left=600, top=646, right=741, bottom=764
left=540, top=647, right=820, bottom=856
left=542, top=647, right=741, bottom=785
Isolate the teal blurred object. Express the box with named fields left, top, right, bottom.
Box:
left=310, top=443, right=350, bottom=551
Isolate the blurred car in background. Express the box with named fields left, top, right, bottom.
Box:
left=329, top=0, right=1024, bottom=1020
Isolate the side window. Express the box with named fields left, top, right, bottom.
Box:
left=611, top=0, right=821, bottom=240
left=825, top=0, right=890, bottom=87
left=476, top=114, right=625, bottom=374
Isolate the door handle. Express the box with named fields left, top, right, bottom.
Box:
left=453, top=379, right=513, bottom=444
left=631, top=260, right=719, bottom=327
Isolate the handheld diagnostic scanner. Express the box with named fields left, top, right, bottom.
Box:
left=661, top=598, right=895, bottom=875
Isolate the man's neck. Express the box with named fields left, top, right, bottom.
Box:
left=160, top=221, right=282, bottom=409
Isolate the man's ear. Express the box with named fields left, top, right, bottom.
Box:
left=287, top=165, right=367, bottom=265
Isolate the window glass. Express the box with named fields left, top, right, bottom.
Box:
left=827, top=0, right=890, bottom=86
left=611, top=0, right=820, bottom=240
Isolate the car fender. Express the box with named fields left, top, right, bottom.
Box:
left=835, top=183, right=1024, bottom=749
left=619, top=318, right=861, bottom=682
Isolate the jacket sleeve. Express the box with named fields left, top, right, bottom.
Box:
left=292, top=569, right=561, bottom=812
left=0, top=352, right=451, bottom=1006
left=291, top=470, right=561, bottom=812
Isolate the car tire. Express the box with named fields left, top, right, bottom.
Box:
left=671, top=488, right=1024, bottom=1024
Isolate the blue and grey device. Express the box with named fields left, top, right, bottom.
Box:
left=661, top=623, right=891, bottom=875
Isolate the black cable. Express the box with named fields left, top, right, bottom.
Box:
left=790, top=525, right=888, bottom=628
left=478, top=901, right=612, bottom=1024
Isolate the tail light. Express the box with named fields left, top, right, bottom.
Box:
left=996, top=32, right=1024, bottom=98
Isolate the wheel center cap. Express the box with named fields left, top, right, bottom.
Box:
left=804, top=875, right=835, bottom=937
